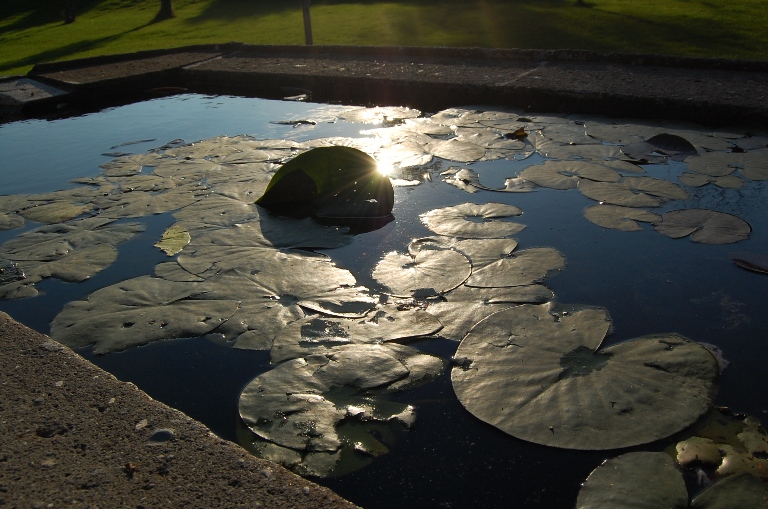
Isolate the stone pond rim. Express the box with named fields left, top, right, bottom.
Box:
left=1, top=43, right=767, bottom=126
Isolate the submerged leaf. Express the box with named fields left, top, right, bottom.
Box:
left=451, top=303, right=719, bottom=449
left=654, top=209, right=751, bottom=244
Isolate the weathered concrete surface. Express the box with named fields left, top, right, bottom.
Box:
left=0, top=312, right=359, bottom=509
left=1, top=44, right=765, bottom=126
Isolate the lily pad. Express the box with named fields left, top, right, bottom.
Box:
left=518, top=161, right=621, bottom=190
left=576, top=452, right=688, bottom=509
left=583, top=204, right=661, bottom=231
left=654, top=209, right=751, bottom=244
left=465, top=247, right=565, bottom=288
left=451, top=303, right=719, bottom=449
left=239, top=343, right=443, bottom=475
left=18, top=201, right=93, bottom=224
left=256, top=146, right=394, bottom=218
left=270, top=307, right=443, bottom=362
left=0, top=213, right=24, bottom=230
left=685, top=151, right=740, bottom=177
left=421, top=203, right=525, bottom=239
left=50, top=275, right=239, bottom=353
left=373, top=248, right=471, bottom=298
left=578, top=176, right=688, bottom=207
left=427, top=284, right=553, bottom=341
left=679, top=172, right=745, bottom=189
left=425, top=139, right=486, bottom=162
left=690, top=473, right=768, bottom=508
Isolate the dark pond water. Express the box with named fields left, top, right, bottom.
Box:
left=1, top=94, right=767, bottom=509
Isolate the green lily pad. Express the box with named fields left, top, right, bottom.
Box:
left=691, top=473, right=768, bottom=509
left=465, top=247, right=565, bottom=288
left=576, top=452, right=688, bottom=509
left=427, top=284, right=553, bottom=341
left=239, top=343, right=443, bottom=475
left=18, top=201, right=93, bottom=224
left=270, top=307, right=443, bottom=362
left=583, top=204, right=661, bottom=231
left=373, top=248, right=472, bottom=298
left=578, top=176, right=688, bottom=207
left=654, top=209, right=751, bottom=244
left=421, top=203, right=525, bottom=238
left=0, top=213, right=24, bottom=231
left=679, top=172, right=745, bottom=189
left=95, top=183, right=209, bottom=219
left=451, top=303, right=719, bottom=449
left=256, top=146, right=394, bottom=218
left=50, top=275, right=239, bottom=353
left=518, top=160, right=621, bottom=190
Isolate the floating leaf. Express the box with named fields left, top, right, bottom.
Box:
left=154, top=225, right=191, bottom=256
left=425, top=139, right=486, bottom=162
left=576, top=452, right=688, bottom=509
left=671, top=407, right=768, bottom=483
left=0, top=213, right=24, bottom=230
left=685, top=151, right=740, bottom=177
left=239, top=343, right=443, bottom=475
left=270, top=307, right=443, bottom=362
left=451, top=303, right=719, bottom=449
left=373, top=249, right=471, bottom=298
left=739, top=149, right=768, bottom=180
left=690, top=473, right=768, bottom=509
left=95, top=183, right=209, bottom=219
left=50, top=275, right=239, bottom=353
left=421, top=203, right=525, bottom=238
left=427, top=284, right=553, bottom=341
left=18, top=201, right=93, bottom=224
left=578, top=176, right=688, bottom=207
left=518, top=161, right=621, bottom=190
left=465, top=247, right=565, bottom=288
left=679, top=172, right=745, bottom=189
left=654, top=209, right=751, bottom=244
left=622, top=133, right=698, bottom=163
left=256, top=146, right=394, bottom=218
left=583, top=204, right=661, bottom=231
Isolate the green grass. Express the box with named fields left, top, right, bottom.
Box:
left=2, top=0, right=767, bottom=76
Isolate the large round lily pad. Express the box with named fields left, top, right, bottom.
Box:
left=654, top=209, right=751, bottom=244
left=576, top=452, right=688, bottom=509
left=451, top=303, right=719, bottom=449
left=421, top=203, right=525, bottom=238
left=465, top=247, right=565, bottom=288
left=373, top=248, right=471, bottom=298
left=518, top=160, right=621, bottom=190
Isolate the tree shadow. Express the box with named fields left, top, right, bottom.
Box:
left=0, top=21, right=154, bottom=75
left=0, top=0, right=109, bottom=34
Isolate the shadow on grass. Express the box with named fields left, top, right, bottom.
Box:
left=0, top=0, right=110, bottom=34
left=0, top=21, right=154, bottom=75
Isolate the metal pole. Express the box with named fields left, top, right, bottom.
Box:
left=302, top=0, right=313, bottom=46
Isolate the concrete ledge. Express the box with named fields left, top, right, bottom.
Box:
left=0, top=312, right=358, bottom=509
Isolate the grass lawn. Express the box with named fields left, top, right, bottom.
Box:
left=1, top=0, right=767, bottom=76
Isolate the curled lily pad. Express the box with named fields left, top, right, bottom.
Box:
left=578, top=177, right=688, bottom=207
left=421, top=203, right=525, bottom=239
left=451, top=303, right=719, bottom=449
left=518, top=160, right=621, bottom=190
left=576, top=452, right=688, bottom=509
left=654, top=209, right=751, bottom=244
left=465, top=247, right=565, bottom=288
left=256, top=146, right=394, bottom=218
left=239, top=343, right=443, bottom=476
left=373, top=248, right=471, bottom=298
left=270, top=307, right=443, bottom=362
left=622, top=133, right=698, bottom=163
left=583, top=204, right=661, bottom=232
left=50, top=275, right=239, bottom=353
left=671, top=407, right=768, bottom=483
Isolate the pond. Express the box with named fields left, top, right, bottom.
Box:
left=1, top=94, right=767, bottom=508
